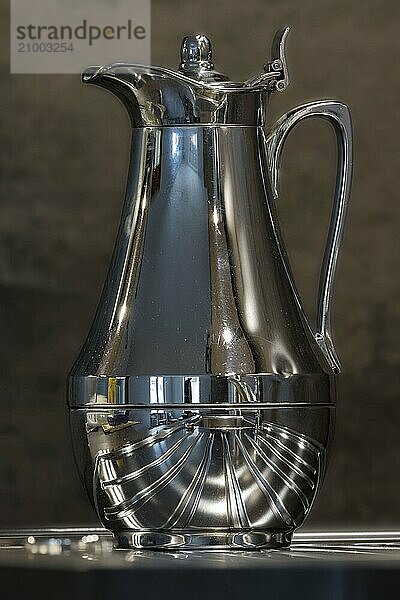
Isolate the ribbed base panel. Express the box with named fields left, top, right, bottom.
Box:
left=114, top=529, right=293, bottom=550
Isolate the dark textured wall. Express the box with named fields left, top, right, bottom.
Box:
left=1, top=0, right=399, bottom=528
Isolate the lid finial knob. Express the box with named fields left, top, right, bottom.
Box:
left=179, top=35, right=214, bottom=74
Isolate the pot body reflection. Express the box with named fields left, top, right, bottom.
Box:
left=68, top=25, right=353, bottom=548
left=70, top=126, right=333, bottom=379
left=68, top=126, right=340, bottom=549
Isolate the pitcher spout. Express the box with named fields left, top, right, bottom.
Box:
left=82, top=65, right=101, bottom=83
left=82, top=63, right=150, bottom=126
left=82, top=63, right=148, bottom=86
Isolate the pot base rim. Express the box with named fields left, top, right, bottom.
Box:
left=113, top=529, right=293, bottom=550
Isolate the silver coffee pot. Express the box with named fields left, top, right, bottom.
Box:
left=68, top=28, right=352, bottom=549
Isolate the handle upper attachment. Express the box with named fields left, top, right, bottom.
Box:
left=265, top=101, right=353, bottom=372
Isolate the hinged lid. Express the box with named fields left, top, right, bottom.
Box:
left=82, top=27, right=290, bottom=127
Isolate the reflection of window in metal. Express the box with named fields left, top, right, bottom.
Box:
left=171, top=131, right=180, bottom=158
left=183, top=376, right=200, bottom=403
left=188, top=132, right=198, bottom=170
left=150, top=411, right=173, bottom=428
left=183, top=378, right=192, bottom=403
left=150, top=376, right=165, bottom=403
left=150, top=377, right=169, bottom=427
left=191, top=377, right=200, bottom=402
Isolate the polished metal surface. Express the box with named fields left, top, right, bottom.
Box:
left=68, top=125, right=344, bottom=388
left=69, top=27, right=353, bottom=549
left=70, top=407, right=332, bottom=548
left=2, top=530, right=399, bottom=600
left=3, top=529, right=400, bottom=564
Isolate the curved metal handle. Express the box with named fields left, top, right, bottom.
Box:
left=265, top=101, right=353, bottom=372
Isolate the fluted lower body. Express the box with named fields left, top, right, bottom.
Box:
left=70, top=402, right=333, bottom=549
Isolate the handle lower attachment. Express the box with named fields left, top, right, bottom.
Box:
left=265, top=101, right=353, bottom=372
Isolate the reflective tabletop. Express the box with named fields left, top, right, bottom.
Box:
left=2, top=528, right=400, bottom=599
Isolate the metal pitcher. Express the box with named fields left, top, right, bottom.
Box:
left=68, top=27, right=352, bottom=549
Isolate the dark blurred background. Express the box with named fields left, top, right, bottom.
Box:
left=1, top=0, right=399, bottom=529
